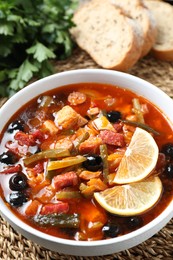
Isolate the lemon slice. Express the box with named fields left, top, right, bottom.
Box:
left=113, top=127, right=159, bottom=184
left=94, top=176, right=162, bottom=216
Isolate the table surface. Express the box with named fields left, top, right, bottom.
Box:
left=0, top=48, right=173, bottom=260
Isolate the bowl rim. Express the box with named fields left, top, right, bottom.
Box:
left=0, top=68, right=173, bottom=248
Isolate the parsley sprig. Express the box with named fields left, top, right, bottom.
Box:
left=0, top=0, right=78, bottom=97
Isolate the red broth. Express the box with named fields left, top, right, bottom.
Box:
left=0, top=82, right=173, bottom=241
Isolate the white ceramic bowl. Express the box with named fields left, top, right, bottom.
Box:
left=0, top=69, right=173, bottom=256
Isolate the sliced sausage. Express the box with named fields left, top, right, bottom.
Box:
left=53, top=171, right=78, bottom=190
left=40, top=202, right=69, bottom=215
left=99, top=130, right=125, bottom=147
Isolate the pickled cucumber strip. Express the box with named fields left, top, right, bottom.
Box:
left=24, top=149, right=70, bottom=166
left=34, top=213, right=80, bottom=228
left=100, top=144, right=109, bottom=184
left=132, top=98, right=145, bottom=124
left=74, top=132, right=89, bottom=150
left=45, top=170, right=58, bottom=180
left=56, top=191, right=81, bottom=200
left=121, top=119, right=160, bottom=136
left=47, top=155, right=86, bottom=171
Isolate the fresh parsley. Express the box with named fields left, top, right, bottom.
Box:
left=0, top=0, right=78, bottom=97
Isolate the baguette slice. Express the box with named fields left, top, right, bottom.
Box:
left=108, top=0, right=157, bottom=57
left=144, top=0, right=173, bottom=61
left=71, top=0, right=143, bottom=71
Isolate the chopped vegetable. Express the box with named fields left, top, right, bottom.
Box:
left=121, top=119, right=160, bottom=136
left=55, top=105, right=88, bottom=130
left=108, top=152, right=124, bottom=172
left=79, top=170, right=101, bottom=180
left=88, top=221, right=104, bottom=231
left=24, top=149, right=70, bottom=166
left=55, top=137, right=74, bottom=151
left=87, top=178, right=107, bottom=191
left=132, top=98, right=145, bottom=123
left=45, top=170, right=58, bottom=180
left=56, top=190, right=81, bottom=200
left=25, top=200, right=41, bottom=217
left=42, top=120, right=59, bottom=134
left=39, top=96, right=53, bottom=108
left=100, top=144, right=109, bottom=183
left=79, top=136, right=102, bottom=154
left=79, top=183, right=96, bottom=198
left=93, top=115, right=115, bottom=131
left=79, top=178, right=107, bottom=198
left=87, top=107, right=100, bottom=117
left=47, top=155, right=86, bottom=171
left=34, top=213, right=80, bottom=228
left=73, top=131, right=90, bottom=151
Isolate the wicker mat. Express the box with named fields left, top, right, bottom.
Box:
left=1, top=48, right=173, bottom=260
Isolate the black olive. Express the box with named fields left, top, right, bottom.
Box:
left=161, top=143, right=173, bottom=158
left=164, top=163, right=173, bottom=179
left=9, top=191, right=28, bottom=207
left=0, top=151, right=18, bottom=165
left=7, top=120, right=24, bottom=133
left=107, top=111, right=122, bottom=123
left=126, top=216, right=143, bottom=229
left=9, top=173, right=28, bottom=191
left=82, top=154, right=103, bottom=171
left=102, top=223, right=121, bottom=238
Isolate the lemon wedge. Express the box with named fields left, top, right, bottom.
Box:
left=113, top=127, right=159, bottom=184
left=94, top=176, right=162, bottom=216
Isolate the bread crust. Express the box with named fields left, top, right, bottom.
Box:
left=71, top=0, right=143, bottom=71
left=144, top=0, right=173, bottom=61
left=102, top=0, right=157, bottom=57
left=151, top=48, right=173, bottom=61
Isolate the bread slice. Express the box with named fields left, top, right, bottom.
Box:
left=144, top=0, right=173, bottom=61
left=110, top=0, right=157, bottom=57
left=70, top=0, right=143, bottom=71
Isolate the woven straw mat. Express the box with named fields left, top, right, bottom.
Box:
left=0, top=48, right=173, bottom=260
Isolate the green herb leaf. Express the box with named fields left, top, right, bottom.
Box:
left=0, top=70, right=7, bottom=82
left=9, top=59, right=40, bottom=91
left=0, top=22, right=14, bottom=35
left=0, top=0, right=79, bottom=97
left=27, top=41, right=56, bottom=63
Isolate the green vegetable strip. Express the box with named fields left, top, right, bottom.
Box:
left=132, top=98, right=145, bottom=123
left=56, top=191, right=81, bottom=200
left=45, top=170, right=59, bottom=180
left=34, top=213, right=80, bottom=228
left=24, top=148, right=70, bottom=166
left=121, top=119, right=160, bottom=136
left=47, top=155, right=86, bottom=171
left=73, top=132, right=90, bottom=150
left=100, top=144, right=109, bottom=184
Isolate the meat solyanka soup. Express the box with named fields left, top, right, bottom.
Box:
left=0, top=82, right=173, bottom=241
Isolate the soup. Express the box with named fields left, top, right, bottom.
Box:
left=0, top=83, right=173, bottom=241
